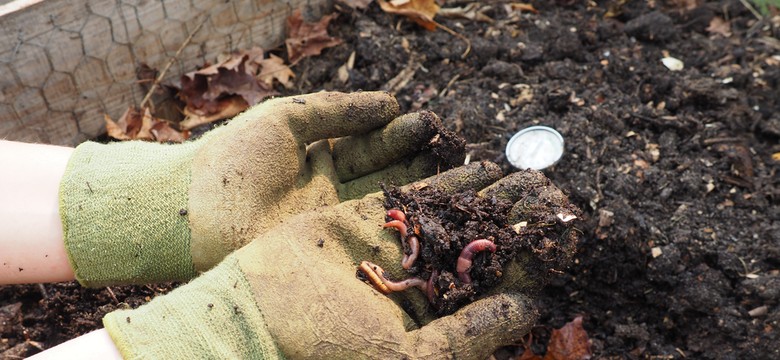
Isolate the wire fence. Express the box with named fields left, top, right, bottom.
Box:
left=0, top=0, right=315, bottom=146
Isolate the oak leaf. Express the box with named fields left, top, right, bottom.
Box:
left=378, top=0, right=440, bottom=31
left=179, top=47, right=275, bottom=125
left=543, top=316, right=592, bottom=360
left=180, top=96, right=248, bottom=130
left=257, top=54, right=296, bottom=88
left=706, top=16, right=731, bottom=37
left=105, top=107, right=188, bottom=143
left=285, top=9, right=343, bottom=65
left=515, top=316, right=592, bottom=360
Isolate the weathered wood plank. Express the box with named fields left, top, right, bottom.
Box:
left=0, top=0, right=326, bottom=146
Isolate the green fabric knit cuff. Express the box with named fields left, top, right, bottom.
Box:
left=103, top=255, right=281, bottom=359
left=60, top=141, right=200, bottom=287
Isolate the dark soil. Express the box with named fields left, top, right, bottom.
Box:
left=380, top=169, right=580, bottom=316
left=2, top=0, right=779, bottom=358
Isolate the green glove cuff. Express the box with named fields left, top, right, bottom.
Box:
left=103, top=255, right=281, bottom=359
left=60, top=141, right=200, bottom=287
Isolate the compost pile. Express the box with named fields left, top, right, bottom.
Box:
left=2, top=0, right=779, bottom=358
left=380, top=170, right=580, bottom=315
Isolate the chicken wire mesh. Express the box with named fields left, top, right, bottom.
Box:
left=0, top=0, right=319, bottom=146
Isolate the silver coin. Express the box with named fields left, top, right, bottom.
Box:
left=505, top=126, right=564, bottom=170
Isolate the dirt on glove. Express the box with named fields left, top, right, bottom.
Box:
left=380, top=171, right=580, bottom=315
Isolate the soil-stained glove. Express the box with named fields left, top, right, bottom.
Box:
left=102, top=162, right=580, bottom=359
left=59, top=92, right=463, bottom=287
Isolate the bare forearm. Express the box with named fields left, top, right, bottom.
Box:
left=0, top=140, right=75, bottom=284
left=27, top=329, right=122, bottom=359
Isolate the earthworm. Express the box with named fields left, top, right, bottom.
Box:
left=426, top=269, right=438, bottom=303
left=401, top=235, right=420, bottom=269
left=387, top=209, right=406, bottom=222
left=383, top=220, right=408, bottom=237
left=383, top=211, right=420, bottom=269
left=456, top=239, right=497, bottom=284
left=358, top=261, right=427, bottom=294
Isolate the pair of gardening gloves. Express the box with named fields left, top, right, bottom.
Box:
left=60, top=91, right=569, bottom=359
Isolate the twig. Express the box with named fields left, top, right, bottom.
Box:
left=37, top=284, right=48, bottom=298
left=105, top=286, right=119, bottom=304
left=435, top=21, right=471, bottom=58
left=738, top=0, right=763, bottom=20
left=139, top=15, right=209, bottom=110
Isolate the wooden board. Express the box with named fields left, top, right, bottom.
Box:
left=0, top=0, right=327, bottom=146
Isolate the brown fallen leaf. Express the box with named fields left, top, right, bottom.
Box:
left=515, top=317, right=592, bottom=360
left=507, top=3, right=539, bottom=14
left=544, top=316, right=592, bottom=360
left=204, top=60, right=270, bottom=106
left=285, top=10, right=343, bottom=65
left=257, top=54, right=296, bottom=88
left=706, top=16, right=732, bottom=37
left=378, top=0, right=440, bottom=31
left=105, top=107, right=189, bottom=142
left=438, top=3, right=494, bottom=23
left=180, top=96, right=248, bottom=130
left=179, top=47, right=276, bottom=125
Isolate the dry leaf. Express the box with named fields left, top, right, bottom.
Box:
left=378, top=0, right=440, bottom=31
left=706, top=16, right=732, bottom=37
left=544, top=316, right=592, bottom=360
left=285, top=10, right=343, bottom=65
left=180, top=96, right=248, bottom=130
left=257, top=54, right=296, bottom=88
left=438, top=3, right=494, bottom=23
left=507, top=3, right=539, bottom=14
left=179, top=48, right=275, bottom=125
left=515, top=317, right=591, bottom=360
left=105, top=107, right=188, bottom=142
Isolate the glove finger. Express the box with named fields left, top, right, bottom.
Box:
left=476, top=169, right=550, bottom=202
left=399, top=161, right=503, bottom=196
left=305, top=139, right=340, bottom=184
left=338, top=152, right=441, bottom=201
left=408, top=292, right=538, bottom=359
left=275, top=91, right=400, bottom=143
left=332, top=111, right=443, bottom=183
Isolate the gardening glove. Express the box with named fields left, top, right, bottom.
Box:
left=59, top=91, right=464, bottom=287
left=102, top=162, right=579, bottom=359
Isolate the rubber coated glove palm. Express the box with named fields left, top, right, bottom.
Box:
left=60, top=92, right=462, bottom=286
left=102, top=162, right=579, bottom=359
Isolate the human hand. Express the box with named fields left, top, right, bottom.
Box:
left=102, top=162, right=580, bottom=359
left=60, top=92, right=463, bottom=286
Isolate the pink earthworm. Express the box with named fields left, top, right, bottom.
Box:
left=426, top=269, right=438, bottom=303
left=387, top=209, right=406, bottom=222
left=383, top=210, right=421, bottom=269
left=401, top=235, right=420, bottom=269
left=358, top=261, right=427, bottom=294
left=383, top=220, right=408, bottom=237
left=456, top=239, right=497, bottom=284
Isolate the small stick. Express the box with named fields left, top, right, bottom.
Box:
left=37, top=284, right=48, bottom=299
left=105, top=286, right=119, bottom=304
left=456, top=239, right=497, bottom=284
left=139, top=15, right=209, bottom=109
left=434, top=21, right=471, bottom=58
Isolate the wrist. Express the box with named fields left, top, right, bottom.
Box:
left=60, top=140, right=201, bottom=286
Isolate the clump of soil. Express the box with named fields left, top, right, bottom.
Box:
left=382, top=169, right=580, bottom=315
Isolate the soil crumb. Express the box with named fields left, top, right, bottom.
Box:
left=382, top=169, right=580, bottom=315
